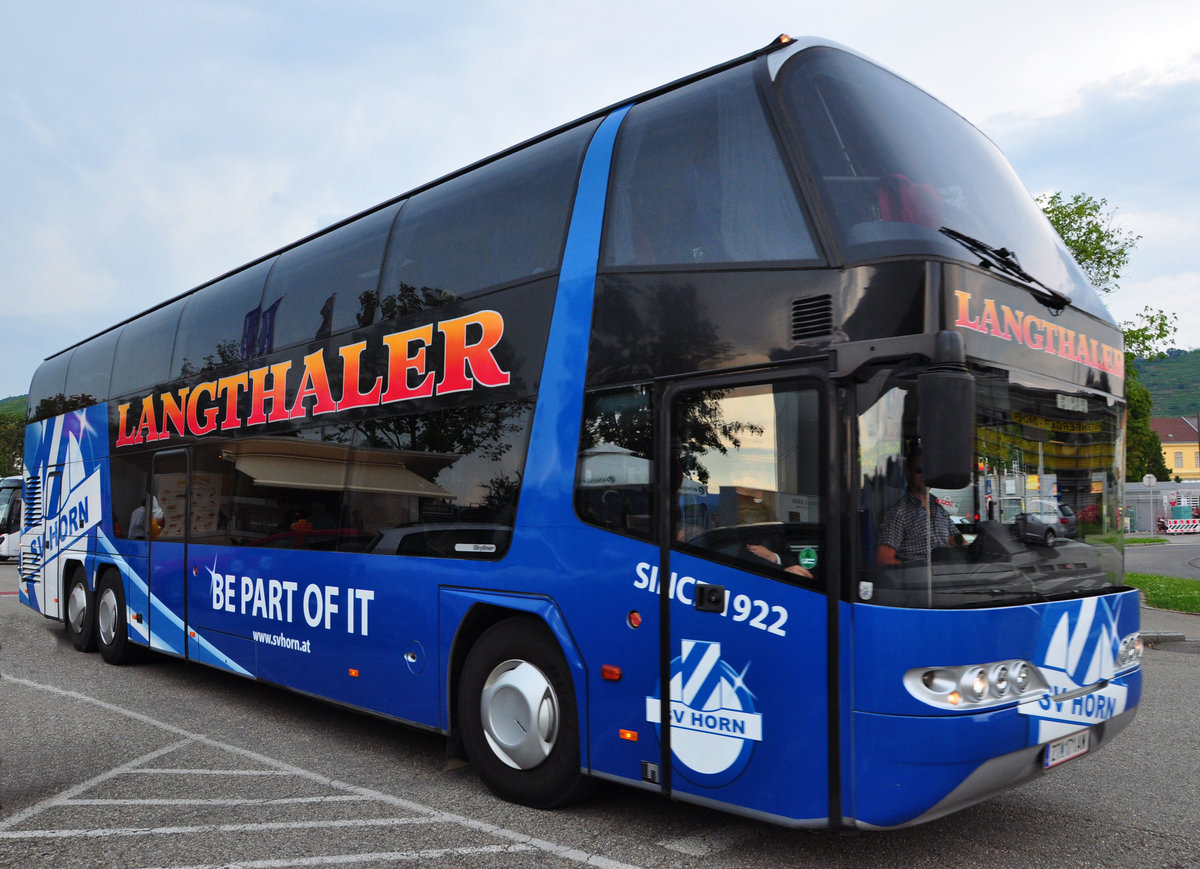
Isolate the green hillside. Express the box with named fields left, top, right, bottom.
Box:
left=1135, top=349, right=1200, bottom=418
left=0, top=395, right=26, bottom=419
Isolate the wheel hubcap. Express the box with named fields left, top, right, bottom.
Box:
left=97, top=587, right=118, bottom=646
left=480, top=659, right=559, bottom=770
left=67, top=583, right=88, bottom=633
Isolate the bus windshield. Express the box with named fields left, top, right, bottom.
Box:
left=859, top=369, right=1124, bottom=608
left=777, top=47, right=1110, bottom=322
left=0, top=479, right=19, bottom=523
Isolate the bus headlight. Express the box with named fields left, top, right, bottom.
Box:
left=1116, top=632, right=1143, bottom=669
left=963, top=667, right=988, bottom=701
left=990, top=664, right=1010, bottom=697
left=905, top=659, right=1049, bottom=710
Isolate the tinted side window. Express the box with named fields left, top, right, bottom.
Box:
left=63, top=330, right=119, bottom=409
left=172, top=258, right=275, bottom=378
left=28, top=352, right=75, bottom=422
left=343, top=399, right=534, bottom=558
left=673, top=382, right=823, bottom=588
left=602, top=63, right=818, bottom=267
left=379, top=120, right=598, bottom=307
left=257, top=204, right=400, bottom=355
left=110, top=299, right=187, bottom=398
left=575, top=387, right=654, bottom=540
left=109, top=451, right=152, bottom=539
left=218, top=427, right=353, bottom=550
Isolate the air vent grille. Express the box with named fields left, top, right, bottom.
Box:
left=791, top=295, right=833, bottom=341
left=23, top=474, right=40, bottom=526
left=20, top=474, right=41, bottom=581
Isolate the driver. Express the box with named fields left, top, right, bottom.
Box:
left=876, top=445, right=962, bottom=565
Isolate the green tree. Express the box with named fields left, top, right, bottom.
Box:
left=1125, top=375, right=1171, bottom=482
left=1038, top=191, right=1175, bottom=482
left=1037, top=192, right=1140, bottom=294
left=0, top=413, right=23, bottom=477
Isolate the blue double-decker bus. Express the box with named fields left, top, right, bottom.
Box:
left=18, top=35, right=1140, bottom=829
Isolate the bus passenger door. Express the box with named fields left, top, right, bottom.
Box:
left=654, top=373, right=835, bottom=825
left=147, top=449, right=190, bottom=655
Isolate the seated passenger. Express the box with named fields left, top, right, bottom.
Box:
left=128, top=497, right=163, bottom=540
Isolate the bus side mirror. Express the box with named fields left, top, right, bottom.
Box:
left=918, top=331, right=975, bottom=490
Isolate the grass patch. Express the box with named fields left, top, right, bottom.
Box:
left=1125, top=573, right=1200, bottom=614
left=1126, top=537, right=1168, bottom=546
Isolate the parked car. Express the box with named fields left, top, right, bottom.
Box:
left=949, top=515, right=978, bottom=543
left=1014, top=499, right=1077, bottom=544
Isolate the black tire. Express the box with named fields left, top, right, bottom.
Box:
left=1043, top=529, right=1056, bottom=545
left=96, top=571, right=143, bottom=665
left=64, top=569, right=97, bottom=652
left=457, top=618, right=593, bottom=809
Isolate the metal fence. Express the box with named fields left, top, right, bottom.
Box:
left=1124, top=482, right=1200, bottom=532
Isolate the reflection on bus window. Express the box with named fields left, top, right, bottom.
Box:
left=575, top=388, right=654, bottom=539
left=106, top=399, right=531, bottom=558
left=858, top=374, right=1123, bottom=608
left=673, top=382, right=823, bottom=585
left=603, top=63, right=817, bottom=267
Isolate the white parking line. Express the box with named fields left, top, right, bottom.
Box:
left=127, top=768, right=305, bottom=775
left=143, top=844, right=538, bottom=869
left=64, top=795, right=372, bottom=806
left=1, top=673, right=646, bottom=869
left=0, top=737, right=191, bottom=831
left=0, top=816, right=442, bottom=839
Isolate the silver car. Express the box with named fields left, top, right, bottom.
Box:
left=1015, top=499, right=1078, bottom=544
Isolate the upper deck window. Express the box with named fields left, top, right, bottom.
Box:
left=171, top=258, right=274, bottom=379
left=601, top=63, right=818, bottom=268
left=109, top=298, right=186, bottom=399
left=379, top=120, right=598, bottom=310
left=776, top=47, right=1108, bottom=321
left=63, top=328, right=119, bottom=408
left=27, top=351, right=71, bottom=422
left=257, top=204, right=400, bottom=355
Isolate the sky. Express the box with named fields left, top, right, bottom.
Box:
left=3, top=0, right=1199, bottom=402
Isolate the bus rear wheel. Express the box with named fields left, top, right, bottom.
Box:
left=65, top=569, right=97, bottom=652
left=96, top=571, right=143, bottom=665
left=457, top=618, right=593, bottom=809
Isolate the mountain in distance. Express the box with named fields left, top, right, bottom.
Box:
left=1134, top=348, right=1200, bottom=418
left=0, top=395, right=25, bottom=419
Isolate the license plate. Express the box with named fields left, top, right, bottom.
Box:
left=1044, top=730, right=1090, bottom=769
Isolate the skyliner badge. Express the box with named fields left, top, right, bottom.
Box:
left=646, top=639, right=763, bottom=787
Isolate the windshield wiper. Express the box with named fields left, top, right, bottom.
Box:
left=939, top=227, right=1069, bottom=313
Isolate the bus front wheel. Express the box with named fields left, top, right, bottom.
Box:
left=457, top=618, right=592, bottom=809
left=65, top=569, right=97, bottom=652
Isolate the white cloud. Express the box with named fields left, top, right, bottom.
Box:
left=1109, top=272, right=1200, bottom=353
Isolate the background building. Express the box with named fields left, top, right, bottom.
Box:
left=1150, top=417, right=1200, bottom=482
